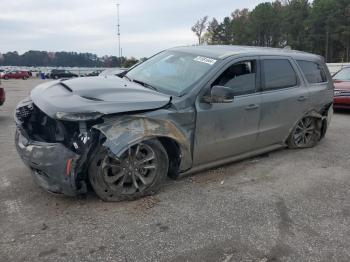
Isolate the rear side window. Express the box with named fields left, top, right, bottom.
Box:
left=297, top=60, right=327, bottom=83
left=262, top=59, right=298, bottom=91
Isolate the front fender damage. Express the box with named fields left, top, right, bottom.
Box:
left=93, top=115, right=192, bottom=173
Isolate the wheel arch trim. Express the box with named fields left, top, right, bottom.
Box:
left=285, top=104, right=332, bottom=143
left=92, top=115, right=192, bottom=172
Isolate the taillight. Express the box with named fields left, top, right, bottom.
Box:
left=66, top=159, right=73, bottom=176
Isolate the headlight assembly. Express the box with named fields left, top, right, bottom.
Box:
left=55, top=112, right=103, bottom=121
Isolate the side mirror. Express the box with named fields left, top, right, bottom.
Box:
left=202, top=85, right=235, bottom=104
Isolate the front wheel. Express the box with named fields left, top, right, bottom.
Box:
left=288, top=116, right=321, bottom=149
left=89, top=139, right=169, bottom=201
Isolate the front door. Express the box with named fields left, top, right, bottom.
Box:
left=193, top=58, right=262, bottom=166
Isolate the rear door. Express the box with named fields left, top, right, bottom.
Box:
left=256, top=56, right=310, bottom=148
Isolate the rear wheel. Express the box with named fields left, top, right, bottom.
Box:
left=89, top=139, right=168, bottom=201
left=288, top=116, right=321, bottom=148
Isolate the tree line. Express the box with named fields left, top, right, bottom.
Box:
left=192, top=0, right=350, bottom=62
left=0, top=50, right=141, bottom=68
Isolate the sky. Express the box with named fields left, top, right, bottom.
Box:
left=0, top=0, right=270, bottom=58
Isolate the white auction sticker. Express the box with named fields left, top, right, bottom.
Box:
left=194, top=56, right=217, bottom=65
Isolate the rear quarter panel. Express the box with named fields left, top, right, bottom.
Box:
left=305, top=60, right=334, bottom=112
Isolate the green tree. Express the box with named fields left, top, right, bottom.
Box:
left=122, top=57, right=139, bottom=68
left=197, top=0, right=350, bottom=62
left=230, top=9, right=251, bottom=45
left=205, top=18, right=222, bottom=44
left=282, top=0, right=311, bottom=50
left=249, top=2, right=282, bottom=47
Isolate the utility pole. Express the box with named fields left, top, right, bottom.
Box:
left=117, top=3, right=121, bottom=67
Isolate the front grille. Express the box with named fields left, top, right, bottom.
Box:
left=15, top=99, right=34, bottom=123
left=16, top=102, right=80, bottom=144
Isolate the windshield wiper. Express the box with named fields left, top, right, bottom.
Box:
left=123, top=75, right=133, bottom=82
left=133, top=79, right=158, bottom=91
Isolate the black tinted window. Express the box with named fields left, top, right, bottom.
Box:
left=262, top=59, right=297, bottom=91
left=213, top=60, right=257, bottom=96
left=297, top=60, right=327, bottom=83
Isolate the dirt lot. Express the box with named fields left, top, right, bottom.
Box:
left=1, top=79, right=349, bottom=262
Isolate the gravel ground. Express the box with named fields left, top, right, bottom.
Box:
left=0, top=79, right=349, bottom=262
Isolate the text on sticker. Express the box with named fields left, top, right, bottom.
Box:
left=194, top=56, right=217, bottom=65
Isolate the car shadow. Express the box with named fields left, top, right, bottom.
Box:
left=0, top=115, right=11, bottom=122
left=333, top=108, right=350, bottom=115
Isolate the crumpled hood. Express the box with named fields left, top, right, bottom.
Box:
left=31, top=76, right=171, bottom=119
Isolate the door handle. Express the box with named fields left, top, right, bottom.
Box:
left=245, top=104, right=259, bottom=110
left=297, top=96, right=308, bottom=101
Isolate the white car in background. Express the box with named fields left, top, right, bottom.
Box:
left=99, top=68, right=125, bottom=77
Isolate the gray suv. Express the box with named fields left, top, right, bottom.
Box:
left=15, top=46, right=333, bottom=201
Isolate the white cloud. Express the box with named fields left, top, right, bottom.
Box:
left=0, top=0, right=270, bottom=57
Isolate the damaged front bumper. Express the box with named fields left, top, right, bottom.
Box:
left=15, top=101, right=87, bottom=196
left=15, top=128, right=87, bottom=196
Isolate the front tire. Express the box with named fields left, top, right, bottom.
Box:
left=89, top=139, right=169, bottom=201
left=288, top=116, right=321, bottom=149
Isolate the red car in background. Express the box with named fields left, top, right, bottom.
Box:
left=0, top=80, right=5, bottom=106
left=333, top=67, right=350, bottom=110
left=1, top=71, right=30, bottom=80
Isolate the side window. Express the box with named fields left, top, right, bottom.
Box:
left=212, top=60, right=257, bottom=96
left=297, top=60, right=327, bottom=83
left=333, top=67, right=350, bottom=81
left=262, top=59, right=298, bottom=91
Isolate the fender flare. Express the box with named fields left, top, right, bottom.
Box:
left=93, top=115, right=192, bottom=171
left=285, top=105, right=332, bottom=143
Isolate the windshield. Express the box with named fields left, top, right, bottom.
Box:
left=333, top=67, right=350, bottom=81
left=125, top=51, right=217, bottom=95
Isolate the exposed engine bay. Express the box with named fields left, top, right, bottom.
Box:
left=15, top=98, right=101, bottom=195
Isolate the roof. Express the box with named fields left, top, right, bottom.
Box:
left=170, top=45, right=322, bottom=61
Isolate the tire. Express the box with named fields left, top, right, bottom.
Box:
left=89, top=139, right=169, bottom=201
left=22, top=77, right=28, bottom=80
left=4, top=76, right=8, bottom=80
left=54, top=75, right=59, bottom=79
left=287, top=116, right=321, bottom=149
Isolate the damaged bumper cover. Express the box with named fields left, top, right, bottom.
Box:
left=15, top=129, right=86, bottom=196
left=14, top=98, right=89, bottom=196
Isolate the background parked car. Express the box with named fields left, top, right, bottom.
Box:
left=0, top=80, right=5, bottom=106
left=1, top=71, right=30, bottom=80
left=99, top=68, right=125, bottom=77
left=84, top=70, right=103, bottom=77
left=46, top=69, right=78, bottom=79
left=333, top=66, right=350, bottom=110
